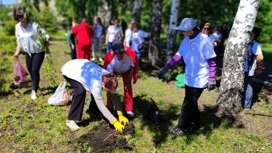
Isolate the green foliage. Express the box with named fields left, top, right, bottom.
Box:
left=35, top=6, right=58, bottom=34
left=0, top=41, right=272, bottom=152
left=255, top=0, right=272, bottom=43
left=2, top=20, right=17, bottom=36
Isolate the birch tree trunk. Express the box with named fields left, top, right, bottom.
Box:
left=148, top=0, right=162, bottom=66
left=131, top=0, right=142, bottom=23
left=216, top=0, right=260, bottom=116
left=97, top=0, right=112, bottom=26
left=166, top=0, right=180, bottom=62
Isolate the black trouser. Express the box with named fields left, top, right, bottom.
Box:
left=69, top=45, right=77, bottom=59
left=177, top=85, right=204, bottom=130
left=25, top=52, right=45, bottom=92
left=64, top=75, right=99, bottom=121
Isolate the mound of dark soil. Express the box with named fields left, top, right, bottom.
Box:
left=78, top=122, right=135, bottom=152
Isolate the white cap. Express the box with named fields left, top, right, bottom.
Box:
left=174, top=18, right=197, bottom=31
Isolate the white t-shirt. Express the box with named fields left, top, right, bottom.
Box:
left=61, top=59, right=110, bottom=99
left=107, top=25, right=122, bottom=42
left=93, top=24, right=103, bottom=38
left=124, top=29, right=132, bottom=47
left=131, top=30, right=148, bottom=53
left=106, top=54, right=134, bottom=74
left=15, top=22, right=49, bottom=55
left=61, top=59, right=116, bottom=122
left=176, top=33, right=216, bottom=88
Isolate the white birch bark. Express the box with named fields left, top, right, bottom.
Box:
left=131, top=0, right=142, bottom=23
left=148, top=0, right=162, bottom=66
left=217, top=0, right=260, bottom=115
left=166, top=0, right=180, bottom=61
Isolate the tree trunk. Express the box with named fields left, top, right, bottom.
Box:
left=131, top=0, right=142, bottom=23
left=97, top=0, right=112, bottom=26
left=148, top=0, right=162, bottom=66
left=166, top=0, right=180, bottom=62
left=216, top=0, right=260, bottom=116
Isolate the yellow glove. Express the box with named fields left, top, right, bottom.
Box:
left=110, top=119, right=124, bottom=132
left=117, top=111, right=129, bottom=126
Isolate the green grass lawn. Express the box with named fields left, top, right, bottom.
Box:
left=0, top=41, right=271, bottom=152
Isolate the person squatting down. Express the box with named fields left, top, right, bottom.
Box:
left=61, top=59, right=128, bottom=131
left=104, top=39, right=139, bottom=117
left=158, top=18, right=217, bottom=135
left=13, top=7, right=50, bottom=100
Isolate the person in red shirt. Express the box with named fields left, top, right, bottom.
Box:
left=71, top=19, right=94, bottom=60
left=104, top=39, right=139, bottom=117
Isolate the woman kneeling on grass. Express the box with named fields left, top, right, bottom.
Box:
left=61, top=59, right=128, bottom=131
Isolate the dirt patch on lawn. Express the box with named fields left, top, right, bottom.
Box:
left=78, top=122, right=135, bottom=153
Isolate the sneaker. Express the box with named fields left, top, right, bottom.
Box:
left=31, top=91, right=37, bottom=100
left=91, top=58, right=95, bottom=61
left=99, top=58, right=103, bottom=62
left=66, top=120, right=79, bottom=131
left=244, top=107, right=251, bottom=111
left=126, top=111, right=134, bottom=118
left=69, top=94, right=73, bottom=101
left=169, top=126, right=185, bottom=135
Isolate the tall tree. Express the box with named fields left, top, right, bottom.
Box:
left=148, top=0, right=162, bottom=66
left=216, top=0, right=260, bottom=116
left=131, top=0, right=142, bottom=23
left=166, top=0, right=179, bottom=62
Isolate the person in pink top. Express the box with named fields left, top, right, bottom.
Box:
left=71, top=18, right=94, bottom=60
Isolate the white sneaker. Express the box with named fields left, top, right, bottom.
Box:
left=69, top=94, right=73, bottom=101
left=99, top=58, right=103, bottom=62
left=91, top=58, right=95, bottom=61
left=66, top=120, right=79, bottom=131
left=31, top=91, right=37, bottom=100
left=126, top=111, right=134, bottom=117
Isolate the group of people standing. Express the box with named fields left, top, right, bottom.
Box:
left=67, top=18, right=148, bottom=64
left=12, top=5, right=263, bottom=135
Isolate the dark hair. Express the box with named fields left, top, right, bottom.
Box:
left=96, top=17, right=102, bottom=23
left=132, top=22, right=140, bottom=29
left=252, top=27, right=261, bottom=40
left=13, top=7, right=29, bottom=22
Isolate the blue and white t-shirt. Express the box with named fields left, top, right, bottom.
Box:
left=176, top=33, right=216, bottom=88
left=131, top=30, right=148, bottom=53
left=61, top=59, right=110, bottom=99
left=244, top=40, right=262, bottom=76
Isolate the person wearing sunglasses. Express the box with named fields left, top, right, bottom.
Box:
left=158, top=18, right=217, bottom=135
left=13, top=7, right=50, bottom=100
left=202, top=22, right=212, bottom=36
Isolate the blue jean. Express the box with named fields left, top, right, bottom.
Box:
left=136, top=51, right=144, bottom=67
left=25, top=52, right=45, bottom=92
left=107, top=42, right=112, bottom=53
left=244, top=74, right=253, bottom=109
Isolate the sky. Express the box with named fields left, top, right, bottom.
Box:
left=2, top=0, right=17, bottom=5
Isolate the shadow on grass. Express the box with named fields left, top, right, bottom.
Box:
left=132, top=94, right=248, bottom=147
